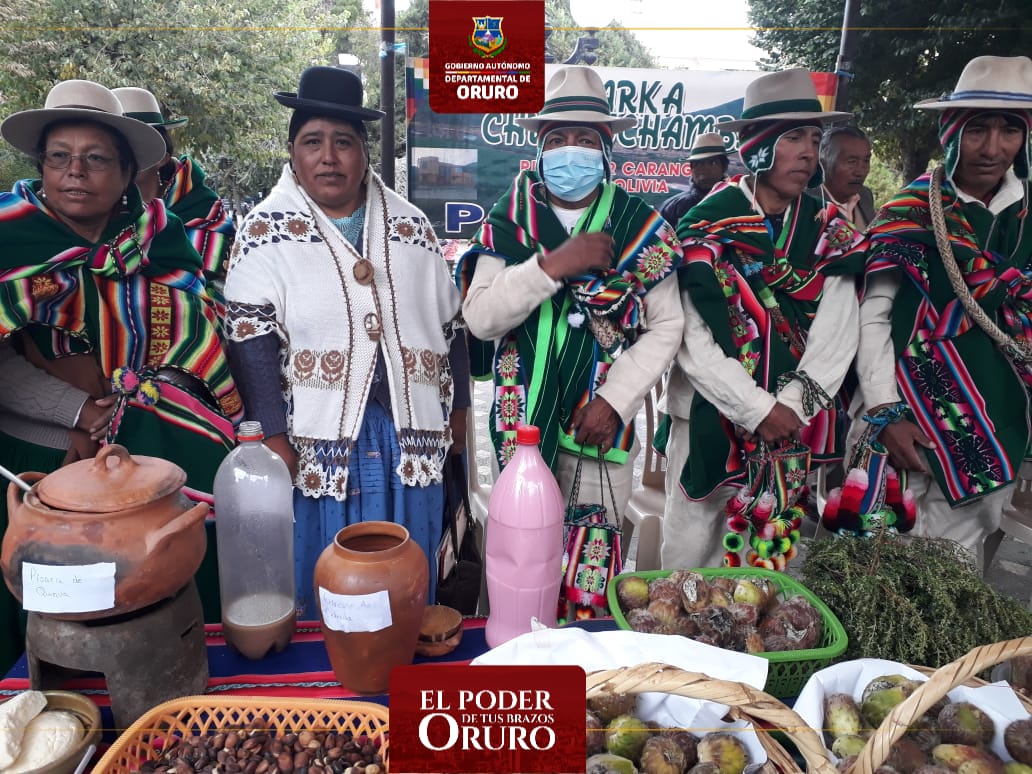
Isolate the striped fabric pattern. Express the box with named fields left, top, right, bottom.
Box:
left=866, top=170, right=1032, bottom=504
left=674, top=179, right=866, bottom=498
left=164, top=155, right=235, bottom=280
left=0, top=178, right=241, bottom=495
left=458, top=170, right=682, bottom=471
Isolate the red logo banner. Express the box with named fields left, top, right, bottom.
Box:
left=428, top=0, right=545, bottom=114
left=389, top=664, right=586, bottom=772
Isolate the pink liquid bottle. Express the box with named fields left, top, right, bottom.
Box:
left=484, top=424, right=565, bottom=648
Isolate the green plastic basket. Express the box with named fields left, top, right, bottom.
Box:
left=606, top=566, right=848, bottom=699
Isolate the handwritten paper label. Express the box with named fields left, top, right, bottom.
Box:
left=21, top=562, right=116, bottom=614
left=318, top=587, right=392, bottom=633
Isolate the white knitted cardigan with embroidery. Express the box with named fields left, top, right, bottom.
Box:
left=224, top=164, right=461, bottom=500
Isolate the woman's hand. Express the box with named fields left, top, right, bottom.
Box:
left=76, top=395, right=117, bottom=442
left=448, top=408, right=468, bottom=456
left=264, top=433, right=299, bottom=480
left=539, top=233, right=615, bottom=281
left=571, top=397, right=620, bottom=453
left=878, top=419, right=936, bottom=472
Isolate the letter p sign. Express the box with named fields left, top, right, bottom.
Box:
left=445, top=202, right=485, bottom=234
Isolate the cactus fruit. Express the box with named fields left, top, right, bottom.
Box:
left=696, top=732, right=750, bottom=774
left=587, top=753, right=640, bottom=774
left=931, top=743, right=1005, bottom=774
left=824, top=693, right=863, bottom=741
left=638, top=736, right=687, bottom=774
left=1005, top=719, right=1032, bottom=766
left=938, top=702, right=995, bottom=747
left=588, top=693, right=638, bottom=725
left=605, top=714, right=651, bottom=763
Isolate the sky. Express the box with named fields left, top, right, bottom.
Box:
left=574, top=0, right=764, bottom=70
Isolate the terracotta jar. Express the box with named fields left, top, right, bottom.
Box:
left=313, top=521, right=428, bottom=694
left=2, top=444, right=209, bottom=621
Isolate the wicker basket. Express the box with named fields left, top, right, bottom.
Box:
left=587, top=661, right=838, bottom=774
left=607, top=567, right=849, bottom=698
left=92, top=695, right=389, bottom=774
left=847, top=636, right=1032, bottom=774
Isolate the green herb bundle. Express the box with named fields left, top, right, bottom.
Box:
left=800, top=533, right=1032, bottom=667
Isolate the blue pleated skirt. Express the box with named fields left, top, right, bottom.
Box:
left=292, top=401, right=443, bottom=619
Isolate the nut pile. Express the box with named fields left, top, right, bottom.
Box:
left=137, top=725, right=385, bottom=774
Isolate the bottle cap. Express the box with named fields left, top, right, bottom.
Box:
left=515, top=424, right=540, bottom=445
left=237, top=420, right=264, bottom=442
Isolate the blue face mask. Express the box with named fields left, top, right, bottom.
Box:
left=541, top=146, right=606, bottom=202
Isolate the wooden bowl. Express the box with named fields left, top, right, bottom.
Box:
left=0, top=690, right=102, bottom=774
left=415, top=605, right=464, bottom=657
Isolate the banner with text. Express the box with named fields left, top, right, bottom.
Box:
left=407, top=60, right=774, bottom=238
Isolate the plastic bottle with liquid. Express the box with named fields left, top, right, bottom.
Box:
left=214, top=421, right=296, bottom=659
left=484, top=424, right=565, bottom=648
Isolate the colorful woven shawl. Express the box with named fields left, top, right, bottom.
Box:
left=866, top=170, right=1032, bottom=505
left=164, top=155, right=235, bottom=313
left=457, top=170, right=682, bottom=471
left=0, top=179, right=242, bottom=495
left=676, top=177, right=866, bottom=499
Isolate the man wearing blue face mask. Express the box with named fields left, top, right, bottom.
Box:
left=457, top=66, right=684, bottom=523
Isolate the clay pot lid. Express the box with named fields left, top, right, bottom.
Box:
left=415, top=605, right=463, bottom=657
left=35, top=444, right=187, bottom=513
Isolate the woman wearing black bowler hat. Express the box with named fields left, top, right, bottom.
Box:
left=223, top=66, right=470, bottom=617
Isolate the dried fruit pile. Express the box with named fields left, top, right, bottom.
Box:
left=585, top=691, right=756, bottom=774
left=822, top=673, right=1032, bottom=773
left=137, top=726, right=385, bottom=774
left=615, top=571, right=822, bottom=653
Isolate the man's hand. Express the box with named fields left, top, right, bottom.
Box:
left=448, top=408, right=468, bottom=456
left=571, top=397, right=621, bottom=452
left=878, top=418, right=935, bottom=472
left=76, top=395, right=117, bottom=442
left=755, top=402, right=804, bottom=444
left=539, top=232, right=615, bottom=281
left=264, top=433, right=299, bottom=480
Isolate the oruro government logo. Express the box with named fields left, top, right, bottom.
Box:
left=469, top=16, right=506, bottom=58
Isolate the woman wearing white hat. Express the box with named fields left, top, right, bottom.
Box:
left=662, top=68, right=867, bottom=572
left=0, top=79, right=243, bottom=635
left=113, top=87, right=235, bottom=314
left=856, top=55, right=1032, bottom=571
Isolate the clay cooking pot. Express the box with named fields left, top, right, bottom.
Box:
left=2, top=444, right=208, bottom=620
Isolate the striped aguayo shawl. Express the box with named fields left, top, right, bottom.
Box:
left=675, top=178, right=866, bottom=499
left=163, top=155, right=235, bottom=313
left=457, top=171, right=682, bottom=472
left=0, top=179, right=242, bottom=496
left=866, top=171, right=1032, bottom=505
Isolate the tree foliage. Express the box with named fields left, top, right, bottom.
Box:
left=747, top=0, right=1032, bottom=181
left=0, top=0, right=337, bottom=197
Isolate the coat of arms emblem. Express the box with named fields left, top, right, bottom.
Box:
left=469, top=16, right=506, bottom=58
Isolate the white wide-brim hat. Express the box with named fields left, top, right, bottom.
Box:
left=113, top=86, right=188, bottom=127
left=1, top=79, right=167, bottom=169
left=718, top=68, right=851, bottom=131
left=914, top=55, right=1032, bottom=111
left=687, top=131, right=729, bottom=161
left=515, top=66, right=636, bottom=133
